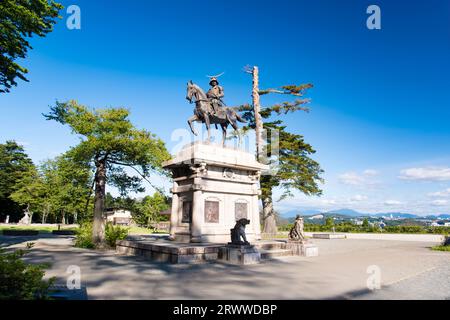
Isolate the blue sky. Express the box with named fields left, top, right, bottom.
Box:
left=1, top=0, right=449, bottom=215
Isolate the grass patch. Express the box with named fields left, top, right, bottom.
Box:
left=431, top=245, right=450, bottom=252
left=128, top=226, right=168, bottom=235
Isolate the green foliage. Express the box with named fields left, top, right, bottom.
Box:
left=133, top=192, right=170, bottom=228
left=44, top=100, right=171, bottom=244
left=277, top=223, right=294, bottom=232
left=0, top=141, right=35, bottom=221
left=9, top=159, right=41, bottom=216
left=0, top=243, right=55, bottom=300
left=238, top=83, right=323, bottom=203
left=325, top=217, right=334, bottom=227
left=105, top=223, right=129, bottom=248
left=384, top=225, right=423, bottom=234
left=105, top=193, right=136, bottom=211
left=75, top=222, right=129, bottom=249
left=362, top=218, right=369, bottom=228
left=431, top=245, right=450, bottom=252
left=39, top=154, right=93, bottom=223
left=8, top=151, right=93, bottom=224
left=74, top=222, right=95, bottom=249
left=0, top=0, right=63, bottom=92
left=44, top=100, right=170, bottom=195
left=299, top=221, right=450, bottom=235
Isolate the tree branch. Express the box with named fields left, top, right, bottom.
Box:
left=108, top=161, right=167, bottom=195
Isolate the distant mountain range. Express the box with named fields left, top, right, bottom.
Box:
left=281, top=208, right=450, bottom=219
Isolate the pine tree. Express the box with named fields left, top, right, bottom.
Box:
left=239, top=75, right=323, bottom=234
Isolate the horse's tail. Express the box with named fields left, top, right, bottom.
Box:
left=235, top=113, right=246, bottom=123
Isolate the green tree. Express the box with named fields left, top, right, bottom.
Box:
left=0, top=0, right=63, bottom=93
left=9, top=153, right=93, bottom=225
left=9, top=163, right=43, bottom=223
left=325, top=217, right=334, bottom=228
left=238, top=84, right=323, bottom=233
left=0, top=141, right=35, bottom=222
left=362, top=218, right=369, bottom=228
left=44, top=100, right=170, bottom=245
left=39, top=154, right=93, bottom=224
left=133, top=192, right=170, bottom=228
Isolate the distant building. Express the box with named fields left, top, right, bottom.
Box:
left=309, top=214, right=324, bottom=220
left=105, top=208, right=133, bottom=226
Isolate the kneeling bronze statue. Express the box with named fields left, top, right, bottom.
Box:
left=230, top=218, right=251, bottom=245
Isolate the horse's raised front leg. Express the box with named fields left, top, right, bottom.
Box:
left=188, top=115, right=199, bottom=136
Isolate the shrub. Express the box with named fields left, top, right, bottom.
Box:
left=0, top=243, right=55, bottom=300
left=105, top=223, right=129, bottom=248
left=74, top=222, right=95, bottom=249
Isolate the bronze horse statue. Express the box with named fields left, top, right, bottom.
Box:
left=186, top=81, right=246, bottom=146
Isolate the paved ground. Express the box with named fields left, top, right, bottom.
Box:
left=1, top=235, right=449, bottom=300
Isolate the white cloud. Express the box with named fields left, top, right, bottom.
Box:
left=431, top=199, right=448, bottom=206
left=322, top=199, right=337, bottom=205
left=338, top=170, right=380, bottom=187
left=339, top=172, right=365, bottom=185
left=363, top=169, right=378, bottom=176
left=427, top=188, right=450, bottom=198
left=384, top=200, right=403, bottom=206
left=399, top=167, right=450, bottom=181
left=350, top=194, right=368, bottom=202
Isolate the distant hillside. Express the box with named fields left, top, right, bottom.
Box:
left=282, top=209, right=322, bottom=218
left=325, top=209, right=364, bottom=217
left=373, top=212, right=419, bottom=219
left=281, top=208, right=448, bottom=220
left=424, top=214, right=450, bottom=219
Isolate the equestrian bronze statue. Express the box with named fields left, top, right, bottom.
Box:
left=185, top=77, right=246, bottom=146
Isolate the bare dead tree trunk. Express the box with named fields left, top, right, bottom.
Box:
left=249, top=66, right=277, bottom=234
left=262, top=188, right=277, bottom=235
left=92, top=159, right=106, bottom=245
left=252, top=66, right=264, bottom=161
left=245, top=66, right=278, bottom=234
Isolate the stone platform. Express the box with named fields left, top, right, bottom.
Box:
left=116, top=239, right=223, bottom=264
left=218, top=244, right=261, bottom=265
left=116, top=238, right=318, bottom=264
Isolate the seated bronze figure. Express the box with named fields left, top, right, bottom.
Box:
left=230, top=218, right=251, bottom=245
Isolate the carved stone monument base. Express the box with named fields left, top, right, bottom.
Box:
left=163, top=142, right=268, bottom=243
left=286, top=240, right=319, bottom=257
left=218, top=244, right=261, bottom=265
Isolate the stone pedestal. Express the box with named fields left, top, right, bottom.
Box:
left=286, top=240, right=319, bottom=257
left=218, top=244, right=261, bottom=265
left=163, top=142, right=268, bottom=243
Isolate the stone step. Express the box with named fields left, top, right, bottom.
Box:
left=255, top=241, right=287, bottom=251
left=260, top=248, right=293, bottom=259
